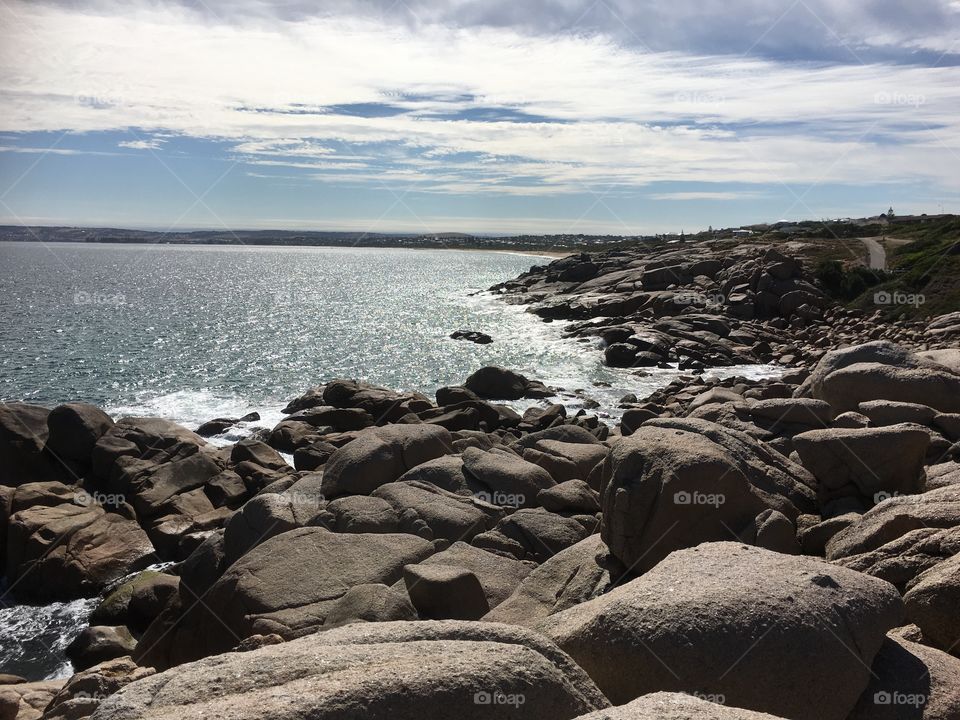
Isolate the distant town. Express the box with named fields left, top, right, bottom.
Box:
left=0, top=210, right=952, bottom=252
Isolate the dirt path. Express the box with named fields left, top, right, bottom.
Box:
left=860, top=237, right=886, bottom=270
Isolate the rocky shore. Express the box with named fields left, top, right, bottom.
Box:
left=2, top=241, right=960, bottom=719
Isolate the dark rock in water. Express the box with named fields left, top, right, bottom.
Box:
left=195, top=412, right=260, bottom=437
left=66, top=625, right=136, bottom=671
left=464, top=366, right=554, bottom=400
left=91, top=570, right=176, bottom=627
left=450, top=330, right=493, bottom=344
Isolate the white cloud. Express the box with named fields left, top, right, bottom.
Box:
left=649, top=191, right=771, bottom=201
left=0, top=0, right=959, bottom=197
left=117, top=138, right=164, bottom=149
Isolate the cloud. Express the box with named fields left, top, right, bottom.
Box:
left=649, top=191, right=771, bottom=201
left=1, top=0, right=959, bottom=201
left=117, top=138, right=165, bottom=149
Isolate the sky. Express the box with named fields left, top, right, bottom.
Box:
left=0, top=0, right=958, bottom=235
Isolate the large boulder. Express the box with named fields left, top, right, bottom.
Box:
left=138, top=528, right=435, bottom=667
left=66, top=626, right=137, bottom=671
left=42, top=656, right=155, bottom=720
left=45, top=402, right=115, bottom=463
left=819, top=363, right=960, bottom=414
left=903, top=552, right=960, bottom=654
left=403, top=564, right=490, bottom=620
left=321, top=424, right=454, bottom=497
left=826, top=485, right=960, bottom=560
left=396, top=454, right=477, bottom=495
left=539, top=542, right=903, bottom=720
left=479, top=508, right=594, bottom=562
left=6, top=504, right=155, bottom=601
left=372, top=481, right=500, bottom=542
left=415, top=541, right=533, bottom=609
left=833, top=526, right=960, bottom=592
left=321, top=583, right=417, bottom=628
left=599, top=419, right=816, bottom=572
left=0, top=680, right=63, bottom=720
left=96, top=622, right=609, bottom=720
left=323, top=495, right=400, bottom=533
left=571, top=692, right=790, bottom=719
left=461, top=447, right=556, bottom=509
left=485, top=536, right=621, bottom=627
left=0, top=403, right=67, bottom=486
left=795, top=341, right=914, bottom=399
left=222, top=489, right=325, bottom=563
left=847, top=633, right=960, bottom=720
left=464, top=366, right=539, bottom=400
left=792, top=424, right=930, bottom=505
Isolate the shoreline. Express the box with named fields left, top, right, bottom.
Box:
left=1, top=239, right=960, bottom=716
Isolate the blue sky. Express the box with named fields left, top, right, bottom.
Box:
left=0, top=0, right=958, bottom=234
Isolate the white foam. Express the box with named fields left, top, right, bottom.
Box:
left=105, top=389, right=287, bottom=440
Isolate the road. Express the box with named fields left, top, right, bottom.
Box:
left=859, top=237, right=886, bottom=270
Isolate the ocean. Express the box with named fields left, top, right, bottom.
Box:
left=0, top=241, right=781, bottom=678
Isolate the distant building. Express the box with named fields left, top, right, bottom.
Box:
left=731, top=229, right=753, bottom=237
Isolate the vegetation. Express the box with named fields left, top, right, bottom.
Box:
left=815, top=260, right=887, bottom=301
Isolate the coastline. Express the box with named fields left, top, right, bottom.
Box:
left=1, top=239, right=960, bottom=717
